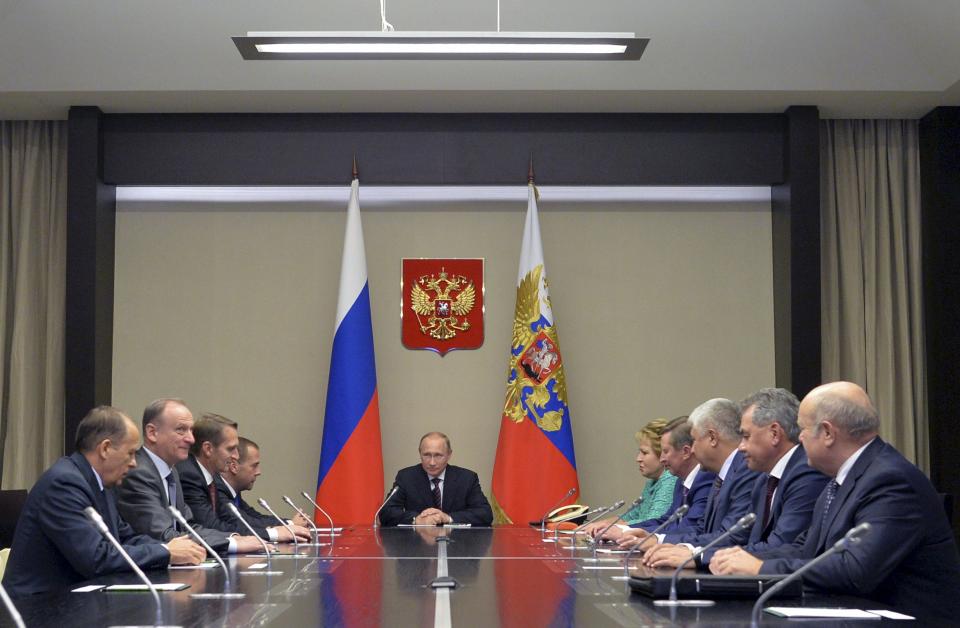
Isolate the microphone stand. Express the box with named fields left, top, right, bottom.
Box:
left=654, top=512, right=757, bottom=607
left=373, top=485, right=399, bottom=528
left=539, top=487, right=577, bottom=535
left=749, top=522, right=871, bottom=627
left=564, top=500, right=625, bottom=552
left=283, top=495, right=323, bottom=547
left=227, top=503, right=282, bottom=575
left=259, top=498, right=300, bottom=554
left=301, top=491, right=338, bottom=541
left=621, top=504, right=689, bottom=580
left=0, top=582, right=25, bottom=628
left=590, top=495, right=642, bottom=554
left=168, top=506, right=245, bottom=599
left=545, top=505, right=607, bottom=544
left=84, top=507, right=176, bottom=627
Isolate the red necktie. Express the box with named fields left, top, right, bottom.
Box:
left=762, top=475, right=780, bottom=530
left=207, top=481, right=217, bottom=508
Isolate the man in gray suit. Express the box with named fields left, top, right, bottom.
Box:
left=116, top=398, right=261, bottom=554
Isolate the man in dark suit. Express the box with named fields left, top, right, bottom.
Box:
left=638, top=398, right=762, bottom=565
left=711, top=382, right=960, bottom=623
left=695, top=388, right=828, bottom=567
left=177, top=416, right=308, bottom=542
left=600, top=416, right=716, bottom=543
left=379, top=432, right=493, bottom=526
left=115, top=398, right=261, bottom=554
left=2, top=406, right=205, bottom=596
left=216, top=436, right=312, bottom=539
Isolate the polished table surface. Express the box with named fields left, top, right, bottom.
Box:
left=3, top=526, right=913, bottom=627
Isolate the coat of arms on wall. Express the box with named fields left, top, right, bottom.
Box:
left=401, top=258, right=484, bottom=356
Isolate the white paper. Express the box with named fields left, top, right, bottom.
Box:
left=867, top=610, right=915, bottom=620
left=247, top=562, right=269, bottom=570
left=71, top=585, right=105, bottom=593
left=764, top=607, right=881, bottom=619
left=169, top=560, right=219, bottom=570
left=105, top=583, right=188, bottom=592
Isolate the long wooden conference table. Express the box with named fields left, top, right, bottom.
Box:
left=3, top=526, right=909, bottom=627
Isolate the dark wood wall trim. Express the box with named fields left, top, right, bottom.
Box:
left=772, top=106, right=822, bottom=396
left=66, top=106, right=116, bottom=452
left=100, top=113, right=784, bottom=186
left=65, top=110, right=820, bottom=448
left=920, top=106, right=960, bottom=536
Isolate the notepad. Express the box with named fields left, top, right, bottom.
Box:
left=169, top=559, right=219, bottom=570
left=764, top=607, right=881, bottom=619
left=71, top=584, right=105, bottom=593
left=105, top=583, right=189, bottom=592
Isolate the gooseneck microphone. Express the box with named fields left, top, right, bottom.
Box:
left=0, top=581, right=25, bottom=628
left=283, top=495, right=321, bottom=544
left=654, top=512, right=757, bottom=607
left=168, top=505, right=245, bottom=599
left=258, top=498, right=300, bottom=553
left=227, top=502, right=272, bottom=558
left=591, top=495, right=643, bottom=547
left=622, top=503, right=690, bottom=579
left=749, top=522, right=871, bottom=627
left=301, top=491, right=337, bottom=543
left=84, top=506, right=163, bottom=624
left=539, top=487, right=577, bottom=533
left=572, top=500, right=626, bottom=535
left=373, top=484, right=399, bottom=528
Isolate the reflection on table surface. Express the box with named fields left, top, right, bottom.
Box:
left=3, top=526, right=906, bottom=627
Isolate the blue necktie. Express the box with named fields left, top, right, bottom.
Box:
left=166, top=472, right=179, bottom=530
left=820, top=480, right=839, bottom=529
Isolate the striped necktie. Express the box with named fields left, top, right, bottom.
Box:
left=431, top=477, right=442, bottom=509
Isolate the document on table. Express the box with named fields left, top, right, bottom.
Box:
left=764, top=607, right=882, bottom=619
left=105, top=583, right=190, bottom=592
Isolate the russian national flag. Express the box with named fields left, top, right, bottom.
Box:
left=315, top=173, right=385, bottom=524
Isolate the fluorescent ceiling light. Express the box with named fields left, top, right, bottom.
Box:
left=116, top=186, right=771, bottom=208
left=233, top=31, right=647, bottom=61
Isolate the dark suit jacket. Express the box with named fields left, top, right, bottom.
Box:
left=214, top=474, right=278, bottom=538
left=664, top=450, right=761, bottom=545
left=379, top=464, right=493, bottom=526
left=757, top=438, right=960, bottom=622
left=700, top=445, right=828, bottom=564
left=633, top=466, right=717, bottom=535
left=116, top=448, right=229, bottom=553
left=175, top=456, right=272, bottom=538
left=2, top=453, right=169, bottom=596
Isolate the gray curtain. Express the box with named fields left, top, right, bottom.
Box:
left=0, top=120, right=66, bottom=488
left=821, top=119, right=927, bottom=470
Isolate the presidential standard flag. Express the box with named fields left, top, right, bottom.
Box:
left=491, top=180, right=580, bottom=524
left=315, top=171, right=385, bottom=524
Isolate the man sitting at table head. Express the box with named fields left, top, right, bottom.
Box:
left=217, top=436, right=312, bottom=539
left=379, top=432, right=493, bottom=526
left=2, top=406, right=206, bottom=597
left=710, top=381, right=960, bottom=622
left=116, top=398, right=263, bottom=554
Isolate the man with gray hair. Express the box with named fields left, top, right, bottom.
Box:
left=700, top=388, right=828, bottom=567
left=711, top=381, right=960, bottom=623
left=638, top=397, right=761, bottom=567
left=2, top=406, right=205, bottom=596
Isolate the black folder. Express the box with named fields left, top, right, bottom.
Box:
left=629, top=573, right=802, bottom=599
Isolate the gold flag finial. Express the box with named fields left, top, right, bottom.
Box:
left=527, top=155, right=535, bottom=183
left=352, top=154, right=359, bottom=181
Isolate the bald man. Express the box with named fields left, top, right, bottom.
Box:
left=378, top=432, right=493, bottom=527
left=710, top=382, right=960, bottom=622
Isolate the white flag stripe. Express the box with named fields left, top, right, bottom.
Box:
left=517, top=183, right=553, bottom=323
left=334, top=179, right=369, bottom=329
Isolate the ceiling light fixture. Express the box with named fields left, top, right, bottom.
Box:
left=233, top=0, right=645, bottom=61
left=233, top=31, right=647, bottom=60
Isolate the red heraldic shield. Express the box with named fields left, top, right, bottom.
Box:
left=402, top=258, right=484, bottom=356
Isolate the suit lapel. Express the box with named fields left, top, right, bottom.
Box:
left=816, top=439, right=884, bottom=551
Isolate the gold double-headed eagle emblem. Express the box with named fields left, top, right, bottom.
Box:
left=409, top=268, right=477, bottom=341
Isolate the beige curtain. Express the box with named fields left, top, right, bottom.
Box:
left=821, top=119, right=927, bottom=470
left=0, top=120, right=67, bottom=488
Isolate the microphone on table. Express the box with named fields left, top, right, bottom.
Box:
left=84, top=506, right=163, bottom=624
left=590, top=495, right=643, bottom=547
left=301, top=491, right=337, bottom=543
left=282, top=495, right=321, bottom=545
left=168, top=505, right=245, bottom=599
left=622, top=504, right=690, bottom=579
left=0, top=580, right=25, bottom=628
left=749, top=522, right=871, bottom=628
left=572, top=500, right=626, bottom=535
left=226, top=502, right=274, bottom=566
left=654, top=512, right=757, bottom=607
left=258, top=498, right=300, bottom=553
left=538, top=487, right=577, bottom=533
left=373, top=484, right=399, bottom=528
